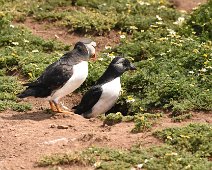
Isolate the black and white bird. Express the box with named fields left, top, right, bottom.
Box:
left=17, top=39, right=96, bottom=113
left=73, top=57, right=136, bottom=118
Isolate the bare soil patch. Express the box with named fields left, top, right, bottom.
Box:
left=172, top=0, right=207, bottom=12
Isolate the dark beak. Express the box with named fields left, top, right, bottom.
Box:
left=129, top=63, right=136, bottom=70
left=90, top=53, right=97, bottom=61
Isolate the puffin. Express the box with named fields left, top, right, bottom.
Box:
left=73, top=57, right=136, bottom=118
left=17, top=39, right=96, bottom=113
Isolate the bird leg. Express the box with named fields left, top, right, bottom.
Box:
left=53, top=101, right=73, bottom=114
left=49, top=101, right=57, bottom=112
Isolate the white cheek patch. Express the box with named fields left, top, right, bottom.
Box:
left=85, top=44, right=96, bottom=55
left=91, top=41, right=96, bottom=47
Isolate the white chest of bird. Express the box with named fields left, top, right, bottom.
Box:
left=91, top=77, right=121, bottom=116
left=51, top=61, right=88, bottom=102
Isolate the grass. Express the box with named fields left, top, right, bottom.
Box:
left=153, top=123, right=212, bottom=158
left=171, top=113, right=193, bottom=122
left=0, top=0, right=211, bottom=114
left=0, top=11, right=69, bottom=111
left=38, top=123, right=212, bottom=169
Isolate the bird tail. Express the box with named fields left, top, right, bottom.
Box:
left=17, top=88, right=37, bottom=98
left=17, top=86, right=52, bottom=98
left=72, top=105, right=81, bottom=115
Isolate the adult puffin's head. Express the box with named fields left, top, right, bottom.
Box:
left=74, top=38, right=97, bottom=61
left=110, top=57, right=136, bottom=74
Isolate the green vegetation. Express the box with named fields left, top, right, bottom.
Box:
left=103, top=112, right=123, bottom=126
left=38, top=123, right=212, bottom=170
left=0, top=10, right=69, bottom=111
left=102, top=112, right=162, bottom=132
left=0, top=0, right=211, bottom=114
left=131, top=113, right=162, bottom=133
left=154, top=123, right=212, bottom=158
left=171, top=113, right=193, bottom=122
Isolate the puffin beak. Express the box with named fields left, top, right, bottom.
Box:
left=90, top=53, right=97, bottom=61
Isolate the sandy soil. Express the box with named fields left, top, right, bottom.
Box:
left=1, top=1, right=210, bottom=170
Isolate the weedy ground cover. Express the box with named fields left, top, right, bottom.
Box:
left=38, top=123, right=212, bottom=169
left=0, top=11, right=69, bottom=111
left=0, top=0, right=211, bottom=115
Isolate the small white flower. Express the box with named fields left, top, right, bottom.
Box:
left=156, top=15, right=162, bottom=21
left=11, top=42, right=19, bottom=45
left=137, top=1, right=150, bottom=6
left=137, top=1, right=144, bottom=5
left=158, top=5, right=166, bottom=9
left=98, top=58, right=104, bottom=61
left=107, top=53, right=116, bottom=59
left=199, top=68, right=207, bottom=72
left=156, top=21, right=163, bottom=25
left=160, top=53, right=166, bottom=56
left=24, top=39, right=29, bottom=43
left=130, top=26, right=138, bottom=30
left=167, top=29, right=176, bottom=36
left=137, top=164, right=143, bottom=169
left=120, top=35, right=126, bottom=39
left=10, top=24, right=15, bottom=28
left=173, top=16, right=185, bottom=25
left=126, top=96, right=135, bottom=103
left=188, top=71, right=194, bottom=74
left=32, top=49, right=39, bottom=53
left=94, top=161, right=101, bottom=168
left=206, top=66, right=212, bottom=69
left=144, top=159, right=149, bottom=163
left=105, top=45, right=112, bottom=50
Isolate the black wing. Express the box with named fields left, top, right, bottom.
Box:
left=74, top=85, right=102, bottom=114
left=25, top=52, right=78, bottom=90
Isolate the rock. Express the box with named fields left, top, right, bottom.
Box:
left=43, top=137, right=69, bottom=145
left=50, top=124, right=56, bottom=128
left=57, top=125, right=69, bottom=129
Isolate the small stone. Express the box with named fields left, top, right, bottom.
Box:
left=50, top=124, right=56, bottom=128
left=20, top=165, right=25, bottom=169
left=57, top=125, right=69, bottom=129
left=89, top=118, right=96, bottom=122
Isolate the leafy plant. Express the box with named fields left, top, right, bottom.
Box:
left=154, top=123, right=212, bottom=157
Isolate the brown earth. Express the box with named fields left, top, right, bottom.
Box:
left=171, top=0, right=207, bottom=11
left=1, top=1, right=210, bottom=170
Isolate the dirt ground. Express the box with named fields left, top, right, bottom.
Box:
left=0, top=1, right=210, bottom=170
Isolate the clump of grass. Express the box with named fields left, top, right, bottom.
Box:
left=38, top=153, right=87, bottom=167
left=131, top=113, right=163, bottom=133
left=103, top=112, right=123, bottom=126
left=172, top=113, right=193, bottom=122
left=0, top=76, right=31, bottom=112
left=154, top=123, right=212, bottom=157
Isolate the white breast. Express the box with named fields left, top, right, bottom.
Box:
left=89, top=77, right=121, bottom=117
left=51, top=61, right=88, bottom=103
